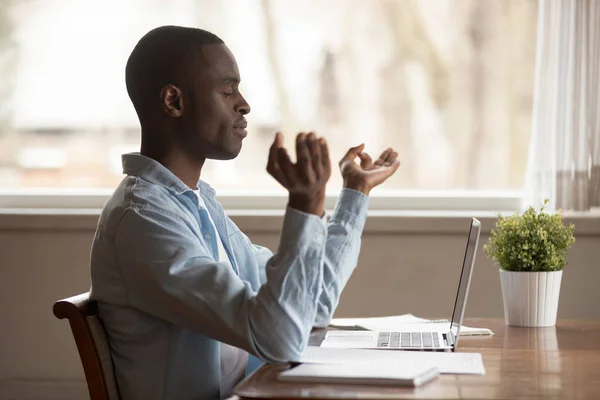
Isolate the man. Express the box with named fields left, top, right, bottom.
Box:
left=90, top=25, right=399, bottom=400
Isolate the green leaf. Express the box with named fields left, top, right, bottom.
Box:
left=485, top=199, right=575, bottom=272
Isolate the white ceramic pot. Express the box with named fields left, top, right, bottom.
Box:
left=499, top=270, right=563, bottom=327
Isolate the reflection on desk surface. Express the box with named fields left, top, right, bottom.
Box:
left=235, top=318, right=600, bottom=400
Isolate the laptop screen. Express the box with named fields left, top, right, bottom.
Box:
left=449, top=218, right=481, bottom=343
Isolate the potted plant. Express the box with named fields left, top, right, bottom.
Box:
left=484, top=200, right=575, bottom=327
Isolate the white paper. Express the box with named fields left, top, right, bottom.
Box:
left=330, top=314, right=493, bottom=336
left=300, top=347, right=486, bottom=375
left=279, top=363, right=440, bottom=386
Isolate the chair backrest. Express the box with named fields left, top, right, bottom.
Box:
left=53, top=292, right=120, bottom=400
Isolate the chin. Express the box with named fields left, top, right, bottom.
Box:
left=210, top=146, right=242, bottom=160
left=216, top=152, right=238, bottom=160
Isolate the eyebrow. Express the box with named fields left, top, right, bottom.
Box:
left=222, top=77, right=240, bottom=84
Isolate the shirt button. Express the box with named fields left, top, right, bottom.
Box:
left=204, top=233, right=212, bottom=240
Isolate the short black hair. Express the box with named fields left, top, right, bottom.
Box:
left=125, top=25, right=224, bottom=118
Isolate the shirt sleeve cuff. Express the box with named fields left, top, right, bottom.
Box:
left=281, top=206, right=328, bottom=247
left=330, top=188, right=369, bottom=232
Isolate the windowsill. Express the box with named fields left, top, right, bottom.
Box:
left=0, top=189, right=524, bottom=211
left=1, top=208, right=599, bottom=235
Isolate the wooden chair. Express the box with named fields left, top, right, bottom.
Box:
left=53, top=292, right=120, bottom=400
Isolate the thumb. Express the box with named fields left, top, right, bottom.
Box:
left=341, top=143, right=365, bottom=163
left=358, top=152, right=373, bottom=168
left=273, top=132, right=284, bottom=148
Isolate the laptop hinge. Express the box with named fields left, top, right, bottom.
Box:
left=446, top=329, right=456, bottom=348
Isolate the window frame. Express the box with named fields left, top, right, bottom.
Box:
left=0, top=188, right=523, bottom=213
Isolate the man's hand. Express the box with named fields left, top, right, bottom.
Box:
left=339, top=144, right=400, bottom=195
left=266, top=132, right=332, bottom=216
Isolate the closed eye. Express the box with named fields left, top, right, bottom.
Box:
left=222, top=84, right=236, bottom=96
left=221, top=76, right=240, bottom=95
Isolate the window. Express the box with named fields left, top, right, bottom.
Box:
left=0, top=0, right=537, bottom=198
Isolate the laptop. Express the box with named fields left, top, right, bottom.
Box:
left=321, top=218, right=481, bottom=351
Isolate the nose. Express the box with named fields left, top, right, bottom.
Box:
left=237, top=93, right=251, bottom=115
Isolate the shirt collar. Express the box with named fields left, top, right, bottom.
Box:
left=121, top=153, right=216, bottom=198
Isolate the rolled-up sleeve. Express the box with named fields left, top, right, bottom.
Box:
left=252, top=189, right=369, bottom=328
left=313, top=188, right=369, bottom=327
left=114, top=204, right=327, bottom=363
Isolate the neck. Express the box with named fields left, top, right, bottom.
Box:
left=141, top=135, right=205, bottom=190
left=161, top=151, right=205, bottom=190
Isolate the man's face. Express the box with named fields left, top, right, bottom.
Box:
left=182, top=44, right=250, bottom=160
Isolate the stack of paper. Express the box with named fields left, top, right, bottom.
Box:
left=300, top=347, right=486, bottom=375
left=329, top=314, right=494, bottom=336
left=279, top=362, right=440, bottom=387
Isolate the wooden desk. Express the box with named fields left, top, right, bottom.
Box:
left=235, top=318, right=600, bottom=399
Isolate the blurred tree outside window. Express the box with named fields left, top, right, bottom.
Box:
left=0, top=0, right=537, bottom=192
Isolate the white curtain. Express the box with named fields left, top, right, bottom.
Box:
left=524, top=0, right=600, bottom=211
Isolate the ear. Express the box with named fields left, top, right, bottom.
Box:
left=160, top=84, right=184, bottom=118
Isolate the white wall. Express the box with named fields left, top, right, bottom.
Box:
left=1, top=212, right=598, bottom=399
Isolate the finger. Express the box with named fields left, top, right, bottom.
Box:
left=267, top=132, right=284, bottom=160
left=275, top=131, right=284, bottom=147
left=319, top=138, right=331, bottom=178
left=266, top=132, right=289, bottom=186
left=370, top=158, right=401, bottom=186
left=387, top=158, right=401, bottom=174
left=296, top=133, right=316, bottom=183
left=267, top=132, right=281, bottom=158
left=267, top=132, right=289, bottom=187
left=339, top=143, right=365, bottom=167
left=307, top=132, right=323, bottom=179
left=373, top=148, right=393, bottom=166
left=383, top=151, right=399, bottom=167
left=358, top=152, right=373, bottom=169
left=383, top=151, right=398, bottom=167
left=295, top=132, right=309, bottom=168
left=277, top=147, right=298, bottom=186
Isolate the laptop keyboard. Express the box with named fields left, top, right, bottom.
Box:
left=377, top=332, right=441, bottom=348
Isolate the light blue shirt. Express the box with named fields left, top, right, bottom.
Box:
left=90, top=153, right=369, bottom=400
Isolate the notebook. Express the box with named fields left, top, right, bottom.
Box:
left=278, top=363, right=440, bottom=387
left=300, top=347, right=486, bottom=375
left=329, top=314, right=494, bottom=336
